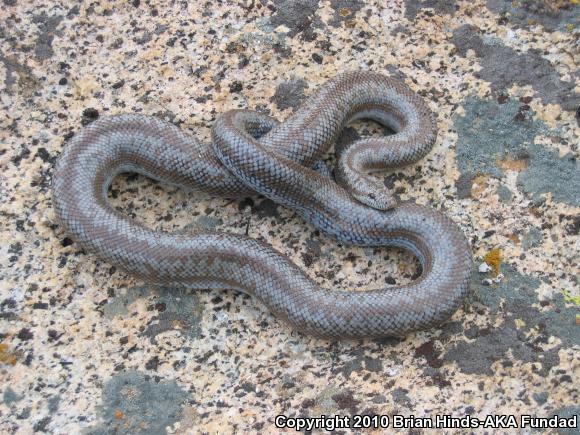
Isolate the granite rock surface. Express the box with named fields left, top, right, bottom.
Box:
left=1, top=0, right=578, bottom=433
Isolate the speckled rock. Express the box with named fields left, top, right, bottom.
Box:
left=1, top=1, right=578, bottom=433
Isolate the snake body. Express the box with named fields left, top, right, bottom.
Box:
left=52, top=71, right=471, bottom=338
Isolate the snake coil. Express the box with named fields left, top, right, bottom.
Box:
left=52, top=71, right=471, bottom=338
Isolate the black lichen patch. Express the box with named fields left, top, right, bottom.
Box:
left=550, top=406, right=580, bottom=435
left=34, top=417, right=51, bottom=432
left=335, top=354, right=383, bottom=377
left=32, top=13, right=63, bottom=61
left=103, top=286, right=151, bottom=319
left=454, top=97, right=579, bottom=206
left=0, top=55, right=40, bottom=94
left=81, top=108, right=99, bottom=126
left=521, top=228, right=542, bottom=250
left=474, top=264, right=579, bottom=348
left=404, top=0, right=457, bottom=20
left=270, top=77, right=308, bottom=111
left=486, top=0, right=579, bottom=32
left=391, top=388, right=411, bottom=405
left=451, top=25, right=579, bottom=111
left=17, top=328, right=33, bottom=341
left=311, top=385, right=362, bottom=415
left=3, top=387, right=22, bottom=405
left=497, top=185, right=513, bottom=203
left=104, top=286, right=202, bottom=343
left=87, top=371, right=188, bottom=435
left=254, top=198, right=281, bottom=218
left=47, top=395, right=60, bottom=414
left=444, top=321, right=554, bottom=375
left=443, top=264, right=579, bottom=375
left=414, top=340, right=443, bottom=368
left=141, top=287, right=202, bottom=343
left=269, top=0, right=321, bottom=37
left=517, top=141, right=579, bottom=206
left=455, top=172, right=476, bottom=199
left=186, top=215, right=223, bottom=232
left=331, top=390, right=360, bottom=413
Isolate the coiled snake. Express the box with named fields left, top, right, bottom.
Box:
left=52, top=71, right=471, bottom=338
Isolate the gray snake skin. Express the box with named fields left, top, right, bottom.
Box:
left=52, top=71, right=472, bottom=339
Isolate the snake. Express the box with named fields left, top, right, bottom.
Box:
left=52, top=71, right=472, bottom=339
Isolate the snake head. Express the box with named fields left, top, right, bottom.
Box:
left=335, top=147, right=399, bottom=211
left=350, top=182, right=398, bottom=211
left=336, top=166, right=398, bottom=211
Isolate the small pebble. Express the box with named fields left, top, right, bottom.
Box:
left=478, top=262, right=492, bottom=273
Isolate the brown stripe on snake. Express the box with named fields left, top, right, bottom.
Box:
left=52, top=71, right=472, bottom=338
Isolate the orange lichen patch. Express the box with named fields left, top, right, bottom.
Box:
left=0, top=343, right=18, bottom=366
left=484, top=248, right=502, bottom=276
left=551, top=0, right=577, bottom=9
left=114, top=410, right=124, bottom=420
left=470, top=175, right=490, bottom=198
left=496, top=155, right=529, bottom=171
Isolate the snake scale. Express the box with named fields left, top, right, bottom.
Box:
left=52, top=71, right=472, bottom=338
